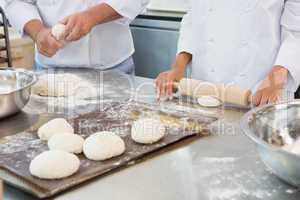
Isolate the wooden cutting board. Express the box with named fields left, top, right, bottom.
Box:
left=0, top=101, right=217, bottom=198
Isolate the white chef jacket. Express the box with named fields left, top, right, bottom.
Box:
left=178, top=0, right=300, bottom=93
left=4, top=0, right=149, bottom=69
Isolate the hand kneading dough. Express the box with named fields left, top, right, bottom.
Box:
left=38, top=118, right=74, bottom=141
left=48, top=133, right=84, bottom=154
left=197, top=96, right=221, bottom=107
left=30, top=150, right=80, bottom=179
left=83, top=132, right=125, bottom=161
left=131, top=118, right=166, bottom=144
left=33, top=73, right=86, bottom=97
left=51, top=24, right=66, bottom=41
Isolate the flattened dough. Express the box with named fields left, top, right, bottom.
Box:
left=48, top=133, right=84, bottom=154
left=38, top=118, right=74, bottom=141
left=29, top=150, right=80, bottom=179
left=83, top=132, right=125, bottom=161
left=197, top=96, right=221, bottom=107
left=131, top=118, right=166, bottom=144
left=33, top=73, right=88, bottom=97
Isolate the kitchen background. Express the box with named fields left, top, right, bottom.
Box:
left=0, top=0, right=188, bottom=78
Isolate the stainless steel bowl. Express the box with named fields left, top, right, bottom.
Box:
left=241, top=101, right=300, bottom=187
left=0, top=68, right=37, bottom=119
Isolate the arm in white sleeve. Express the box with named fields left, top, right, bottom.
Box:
left=103, top=0, right=149, bottom=21
left=275, top=0, right=300, bottom=90
left=4, top=0, right=41, bottom=35
left=177, top=7, right=193, bottom=55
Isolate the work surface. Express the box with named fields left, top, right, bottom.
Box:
left=1, top=69, right=300, bottom=200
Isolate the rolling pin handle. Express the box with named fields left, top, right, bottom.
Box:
left=173, top=82, right=179, bottom=89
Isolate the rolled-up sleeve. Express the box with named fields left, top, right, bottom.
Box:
left=275, top=0, right=300, bottom=89
left=4, top=0, right=41, bottom=35
left=177, top=3, right=193, bottom=55
left=103, top=0, right=149, bottom=21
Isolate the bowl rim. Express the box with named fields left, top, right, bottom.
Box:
left=240, top=100, right=300, bottom=159
left=0, top=68, right=37, bottom=95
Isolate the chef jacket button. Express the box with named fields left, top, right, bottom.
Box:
left=210, top=68, right=215, bottom=72
left=208, top=38, right=215, bottom=43
left=208, top=8, right=214, bottom=12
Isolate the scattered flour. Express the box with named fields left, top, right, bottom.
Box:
left=185, top=156, right=296, bottom=200
left=0, top=132, right=45, bottom=154
left=200, top=157, right=237, bottom=163
left=286, top=188, right=298, bottom=194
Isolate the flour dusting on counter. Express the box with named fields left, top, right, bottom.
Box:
left=190, top=156, right=296, bottom=200
left=199, top=157, right=237, bottom=163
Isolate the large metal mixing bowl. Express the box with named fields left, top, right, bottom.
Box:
left=241, top=101, right=300, bottom=187
left=0, top=68, right=37, bottom=119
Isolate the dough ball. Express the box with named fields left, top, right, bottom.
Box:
left=51, top=23, right=66, bottom=41
left=197, top=96, right=221, bottom=107
left=131, top=118, right=166, bottom=144
left=48, top=133, right=84, bottom=154
left=33, top=73, right=86, bottom=97
left=38, top=118, right=74, bottom=141
left=29, top=150, right=80, bottom=179
left=83, top=132, right=125, bottom=161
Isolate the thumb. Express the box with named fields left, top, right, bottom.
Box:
left=60, top=17, right=68, bottom=25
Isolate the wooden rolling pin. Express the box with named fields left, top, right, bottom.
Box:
left=175, top=78, right=252, bottom=107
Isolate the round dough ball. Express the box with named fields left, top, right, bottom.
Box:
left=131, top=118, right=166, bottom=144
left=197, top=96, right=221, bottom=108
left=83, top=132, right=125, bottom=161
left=51, top=23, right=66, bottom=40
left=48, top=133, right=84, bottom=154
left=38, top=118, right=74, bottom=141
left=33, top=73, right=85, bottom=97
left=30, top=150, right=80, bottom=179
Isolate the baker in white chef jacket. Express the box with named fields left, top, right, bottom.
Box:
left=156, top=0, right=300, bottom=106
left=4, top=0, right=149, bottom=74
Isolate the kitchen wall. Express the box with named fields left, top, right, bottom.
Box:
left=147, top=0, right=189, bottom=12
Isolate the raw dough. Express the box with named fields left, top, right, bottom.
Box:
left=38, top=118, right=74, bottom=141
left=51, top=24, right=66, bottom=41
left=131, top=118, right=166, bottom=144
left=29, top=150, right=80, bottom=179
left=83, top=132, right=125, bottom=161
left=197, top=96, right=221, bottom=108
left=33, top=73, right=88, bottom=97
left=48, top=133, right=84, bottom=154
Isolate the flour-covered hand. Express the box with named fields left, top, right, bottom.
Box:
left=61, top=11, right=96, bottom=42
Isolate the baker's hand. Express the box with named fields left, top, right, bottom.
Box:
left=155, top=69, right=185, bottom=100
left=253, top=66, right=288, bottom=107
left=36, top=28, right=63, bottom=57
left=61, top=11, right=96, bottom=42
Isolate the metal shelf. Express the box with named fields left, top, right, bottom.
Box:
left=0, top=46, right=6, bottom=51
left=0, top=56, right=8, bottom=63
left=0, top=6, right=11, bottom=67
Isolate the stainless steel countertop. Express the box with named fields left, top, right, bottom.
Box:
left=1, top=70, right=300, bottom=200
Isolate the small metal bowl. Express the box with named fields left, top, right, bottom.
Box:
left=241, top=100, right=300, bottom=187
left=0, top=68, right=37, bottom=119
